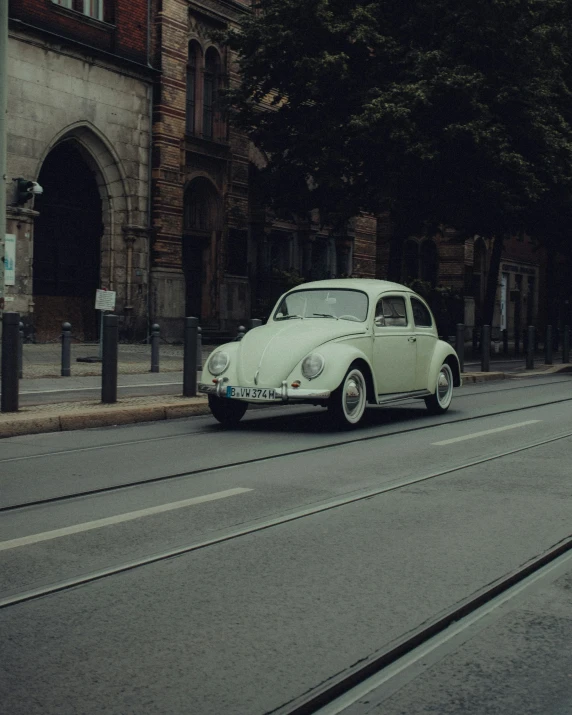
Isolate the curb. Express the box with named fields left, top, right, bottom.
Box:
left=461, top=372, right=505, bottom=383
left=0, top=400, right=211, bottom=439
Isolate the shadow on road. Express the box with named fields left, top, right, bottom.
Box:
left=205, top=402, right=451, bottom=435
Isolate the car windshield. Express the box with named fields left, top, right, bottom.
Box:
left=274, top=289, right=369, bottom=322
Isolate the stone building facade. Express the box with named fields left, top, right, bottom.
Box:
left=150, top=0, right=377, bottom=340
left=5, top=0, right=153, bottom=340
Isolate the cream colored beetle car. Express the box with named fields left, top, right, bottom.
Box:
left=199, top=279, right=461, bottom=428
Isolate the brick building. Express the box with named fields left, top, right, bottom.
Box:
left=376, top=222, right=546, bottom=340
left=5, top=0, right=153, bottom=340
left=149, top=0, right=377, bottom=340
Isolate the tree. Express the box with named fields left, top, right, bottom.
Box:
left=226, top=0, right=572, bottom=324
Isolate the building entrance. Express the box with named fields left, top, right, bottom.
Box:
left=33, top=142, right=102, bottom=340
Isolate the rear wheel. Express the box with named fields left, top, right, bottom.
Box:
left=328, top=366, right=367, bottom=428
left=208, top=395, right=248, bottom=426
left=424, top=363, right=454, bottom=414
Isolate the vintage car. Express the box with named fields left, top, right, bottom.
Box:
left=199, top=279, right=461, bottom=427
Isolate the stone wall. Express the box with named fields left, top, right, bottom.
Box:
left=5, top=28, right=152, bottom=339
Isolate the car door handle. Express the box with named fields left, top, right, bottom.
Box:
left=408, top=336, right=417, bottom=342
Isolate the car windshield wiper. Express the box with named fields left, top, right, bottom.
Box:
left=275, top=314, right=303, bottom=320
left=311, top=313, right=338, bottom=319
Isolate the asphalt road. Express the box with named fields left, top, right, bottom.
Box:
left=1, top=374, right=572, bottom=714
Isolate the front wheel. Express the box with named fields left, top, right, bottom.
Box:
left=328, top=366, right=368, bottom=428
left=208, top=395, right=248, bottom=426
left=424, top=363, right=454, bottom=415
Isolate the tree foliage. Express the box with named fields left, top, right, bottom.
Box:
left=228, top=0, right=572, bottom=228
left=226, top=0, right=572, bottom=321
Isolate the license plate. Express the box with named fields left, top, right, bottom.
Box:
left=226, top=386, right=276, bottom=400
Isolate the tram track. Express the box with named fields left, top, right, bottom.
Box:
left=276, top=534, right=572, bottom=715
left=3, top=388, right=572, bottom=514
left=2, top=427, right=572, bottom=611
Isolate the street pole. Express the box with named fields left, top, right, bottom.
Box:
left=455, top=323, right=464, bottom=373
left=0, top=0, right=9, bottom=313
left=480, top=325, right=490, bottom=372
left=183, top=317, right=198, bottom=397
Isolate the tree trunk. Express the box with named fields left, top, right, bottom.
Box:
left=482, top=234, right=505, bottom=327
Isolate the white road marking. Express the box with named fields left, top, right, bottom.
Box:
left=0, top=488, right=252, bottom=552
left=19, top=382, right=182, bottom=394
left=432, top=420, right=541, bottom=446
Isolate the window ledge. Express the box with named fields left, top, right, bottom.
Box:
left=49, top=2, right=115, bottom=31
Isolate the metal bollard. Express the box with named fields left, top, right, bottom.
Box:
left=526, top=325, right=535, bottom=370
left=480, top=325, right=490, bottom=372
left=61, top=322, right=71, bottom=377
left=455, top=323, right=465, bottom=373
left=183, top=317, right=198, bottom=397
left=18, top=321, right=24, bottom=379
left=502, top=329, right=508, bottom=355
left=1, top=312, right=20, bottom=412
left=150, top=323, right=160, bottom=373
left=472, top=326, right=479, bottom=358
left=101, top=314, right=118, bottom=404
left=249, top=319, right=262, bottom=331
left=236, top=325, right=246, bottom=341
left=197, top=326, right=203, bottom=371
left=563, top=325, right=570, bottom=363
left=514, top=328, right=520, bottom=357
left=545, top=325, right=553, bottom=365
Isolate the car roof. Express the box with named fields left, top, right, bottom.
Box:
left=287, top=278, right=414, bottom=297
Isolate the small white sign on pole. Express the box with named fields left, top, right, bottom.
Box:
left=95, top=289, right=116, bottom=311
left=4, top=234, right=16, bottom=286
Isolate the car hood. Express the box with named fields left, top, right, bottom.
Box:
left=236, top=319, right=367, bottom=386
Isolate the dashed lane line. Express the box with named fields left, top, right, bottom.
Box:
left=432, top=420, right=540, bottom=446
left=0, top=487, right=252, bottom=552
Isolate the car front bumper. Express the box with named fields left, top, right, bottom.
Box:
left=198, top=380, right=331, bottom=403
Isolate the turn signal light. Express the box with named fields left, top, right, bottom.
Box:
left=291, top=381, right=301, bottom=388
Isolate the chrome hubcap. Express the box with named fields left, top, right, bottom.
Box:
left=437, top=366, right=453, bottom=405
left=343, top=370, right=366, bottom=422
left=345, top=378, right=361, bottom=414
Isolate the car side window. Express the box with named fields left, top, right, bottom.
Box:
left=375, top=296, right=408, bottom=327
left=411, top=297, right=433, bottom=327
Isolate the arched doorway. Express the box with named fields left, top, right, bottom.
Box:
left=182, top=177, right=221, bottom=320
left=34, top=141, right=103, bottom=340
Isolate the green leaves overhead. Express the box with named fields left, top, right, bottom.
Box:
left=226, top=0, right=572, bottom=237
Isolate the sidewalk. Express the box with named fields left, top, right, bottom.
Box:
left=1, top=359, right=570, bottom=439
left=20, top=342, right=215, bottom=378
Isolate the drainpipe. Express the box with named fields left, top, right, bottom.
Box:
left=0, top=0, right=8, bottom=312
left=124, top=234, right=135, bottom=309
left=146, top=0, right=154, bottom=338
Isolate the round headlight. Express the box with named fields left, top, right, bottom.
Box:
left=301, top=353, right=325, bottom=380
left=208, top=351, right=230, bottom=376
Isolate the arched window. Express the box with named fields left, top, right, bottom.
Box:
left=186, top=42, right=200, bottom=135
left=203, top=48, right=221, bottom=140
left=403, top=239, right=419, bottom=281
left=420, top=239, right=439, bottom=287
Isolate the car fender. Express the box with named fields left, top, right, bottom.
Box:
left=204, top=341, right=241, bottom=383
left=286, top=340, right=376, bottom=398
left=427, top=341, right=462, bottom=390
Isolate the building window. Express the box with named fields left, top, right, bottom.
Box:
left=203, top=48, right=220, bottom=140
left=186, top=43, right=199, bottom=135
left=403, top=239, right=419, bottom=281
left=420, top=239, right=439, bottom=287
left=227, top=229, right=248, bottom=276
left=52, top=0, right=104, bottom=20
